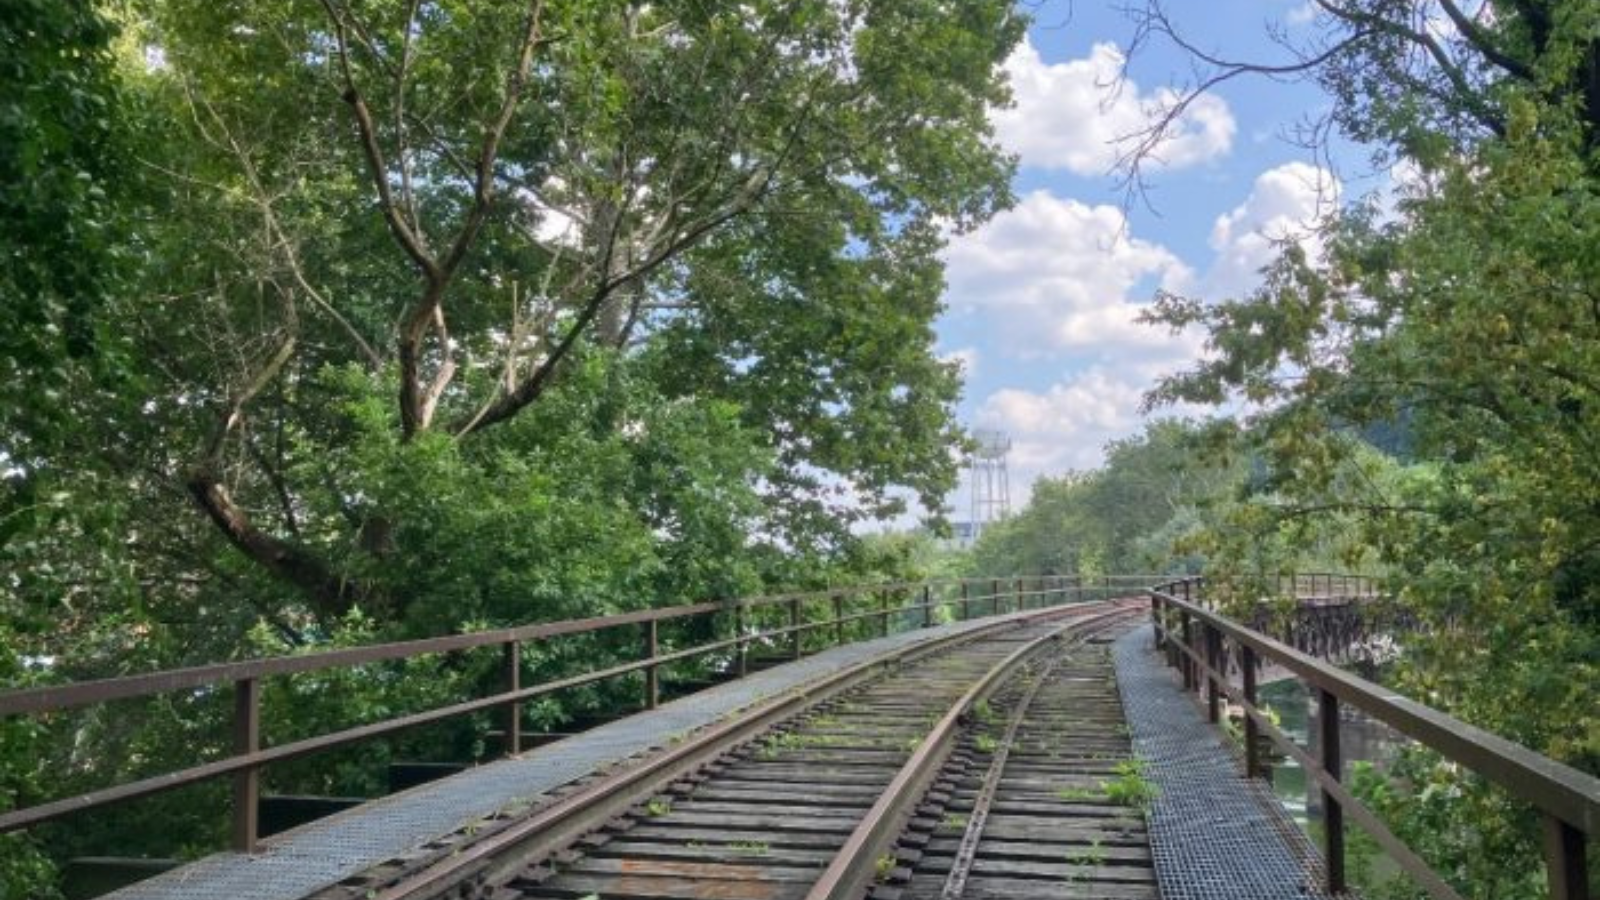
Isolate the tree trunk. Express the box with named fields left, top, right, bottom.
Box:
left=187, top=469, right=362, bottom=620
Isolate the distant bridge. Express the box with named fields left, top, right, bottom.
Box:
left=1, top=575, right=1594, bottom=900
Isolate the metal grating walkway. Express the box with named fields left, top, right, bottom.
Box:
left=106, top=615, right=1008, bottom=900
left=1114, top=624, right=1346, bottom=900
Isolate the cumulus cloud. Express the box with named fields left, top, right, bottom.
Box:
left=938, top=164, right=1341, bottom=520
left=1203, top=161, right=1338, bottom=297
left=994, top=39, right=1236, bottom=175
left=943, top=190, right=1196, bottom=357
left=1286, top=2, right=1319, bottom=26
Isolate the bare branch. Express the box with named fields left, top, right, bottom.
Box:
left=320, top=0, right=439, bottom=279
left=1436, top=0, right=1535, bottom=81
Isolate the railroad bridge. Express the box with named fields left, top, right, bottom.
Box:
left=3, top=577, right=1596, bottom=900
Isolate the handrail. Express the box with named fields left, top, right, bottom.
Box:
left=1148, top=576, right=1598, bottom=900
left=0, top=574, right=1128, bottom=853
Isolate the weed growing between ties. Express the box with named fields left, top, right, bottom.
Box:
left=1102, top=758, right=1159, bottom=811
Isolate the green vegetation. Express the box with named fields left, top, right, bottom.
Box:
left=1055, top=785, right=1099, bottom=803
left=969, top=2, right=1600, bottom=892
left=1101, top=759, right=1158, bottom=812
left=0, top=0, right=1022, bottom=893
left=5, top=2, right=1599, bottom=898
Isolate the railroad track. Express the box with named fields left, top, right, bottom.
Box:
left=896, top=632, right=1156, bottom=900
left=318, top=598, right=1149, bottom=900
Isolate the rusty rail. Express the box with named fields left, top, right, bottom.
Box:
left=370, top=598, right=1142, bottom=900
left=1150, top=577, right=1599, bottom=900
left=0, top=574, right=1145, bottom=852
left=802, top=600, right=1147, bottom=900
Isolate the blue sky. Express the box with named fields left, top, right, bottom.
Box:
left=934, top=0, right=1392, bottom=518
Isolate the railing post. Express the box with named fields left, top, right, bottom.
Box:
left=960, top=582, right=970, bottom=620
left=736, top=602, right=748, bottom=677
left=1205, top=623, right=1221, bottom=724
left=1165, top=603, right=1179, bottom=669
left=1242, top=643, right=1261, bottom=779
left=1544, top=814, right=1589, bottom=900
left=503, top=640, right=522, bottom=754
left=834, top=594, right=845, bottom=645
left=232, top=677, right=260, bottom=853
left=1151, top=595, right=1164, bottom=650
left=1318, top=688, right=1346, bottom=894
left=643, top=620, right=660, bottom=708
left=1180, top=611, right=1195, bottom=690
left=991, top=579, right=1000, bottom=615
left=789, top=597, right=802, bottom=660
left=880, top=591, right=890, bottom=636
left=1014, top=577, right=1022, bottom=612
left=922, top=584, right=933, bottom=627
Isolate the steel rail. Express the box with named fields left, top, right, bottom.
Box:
left=804, top=600, right=1147, bottom=900
left=0, top=577, right=1109, bottom=844
left=363, top=599, right=1124, bottom=900
left=1152, top=585, right=1600, bottom=833
left=1151, top=579, right=1599, bottom=900
left=0, top=578, right=1048, bottom=716
left=937, top=624, right=1090, bottom=900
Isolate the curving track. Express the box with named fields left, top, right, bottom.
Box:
left=322, top=599, right=1151, bottom=900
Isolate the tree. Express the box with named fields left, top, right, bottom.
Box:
left=1134, top=3, right=1600, bottom=895
left=116, top=0, right=1021, bottom=623
left=970, top=420, right=1240, bottom=577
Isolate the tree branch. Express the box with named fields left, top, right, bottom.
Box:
left=322, top=0, right=439, bottom=279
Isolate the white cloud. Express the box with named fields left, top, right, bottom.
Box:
left=1286, top=2, right=1319, bottom=26
left=1203, top=161, right=1338, bottom=297
left=938, top=164, right=1342, bottom=522
left=967, top=367, right=1148, bottom=507
left=994, top=39, right=1236, bottom=175
left=943, top=190, right=1196, bottom=357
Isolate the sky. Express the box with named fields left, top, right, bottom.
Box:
left=934, top=0, right=1391, bottom=522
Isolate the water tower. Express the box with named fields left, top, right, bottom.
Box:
left=969, top=429, right=1012, bottom=538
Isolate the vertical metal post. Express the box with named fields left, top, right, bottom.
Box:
left=503, top=640, right=522, bottom=754
left=1318, top=688, right=1346, bottom=894
left=880, top=592, right=890, bottom=636
left=922, top=585, right=933, bottom=627
left=1544, top=814, right=1589, bottom=900
left=992, top=579, right=1001, bottom=615
left=960, top=582, right=970, bottom=620
left=834, top=594, right=845, bottom=646
left=1014, top=578, right=1022, bottom=613
left=1166, top=603, right=1180, bottom=669
left=1242, top=644, right=1261, bottom=778
left=1205, top=624, right=1221, bottom=724
left=643, top=620, right=660, bottom=709
left=736, top=602, right=748, bottom=677
left=789, top=597, right=802, bottom=660
left=1180, top=612, right=1195, bottom=690
left=1151, top=595, right=1164, bottom=649
left=232, top=677, right=260, bottom=853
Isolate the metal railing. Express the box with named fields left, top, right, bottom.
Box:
left=1150, top=576, right=1599, bottom=900
left=0, top=574, right=1143, bottom=853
